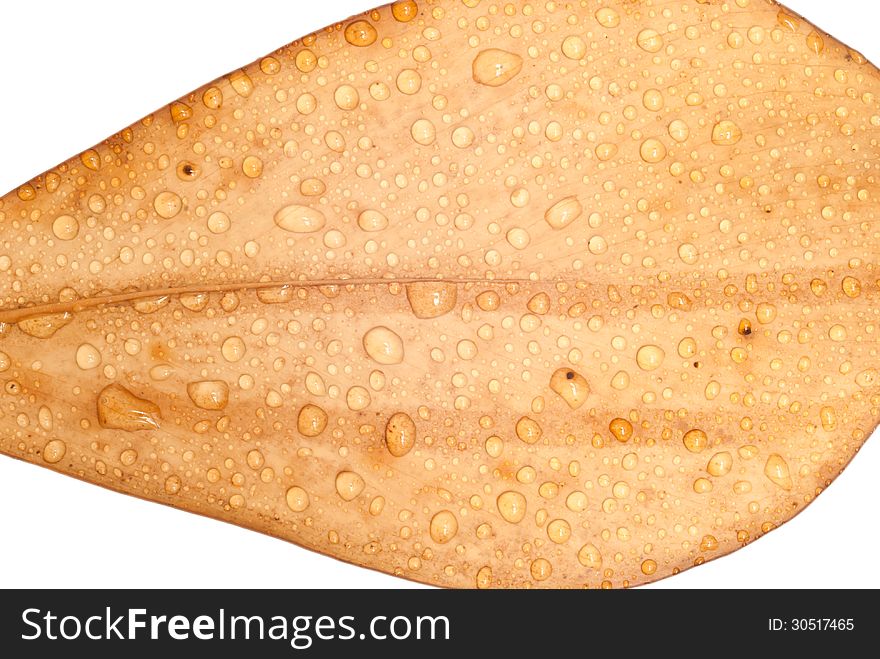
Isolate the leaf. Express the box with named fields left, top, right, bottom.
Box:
left=0, top=0, right=878, bottom=588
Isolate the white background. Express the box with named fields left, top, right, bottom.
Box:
left=0, top=0, right=877, bottom=589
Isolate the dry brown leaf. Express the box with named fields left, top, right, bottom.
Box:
left=1, top=0, right=878, bottom=588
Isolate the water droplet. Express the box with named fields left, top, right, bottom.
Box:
left=642, top=88, right=664, bottom=111
left=149, top=364, right=174, bottom=381
left=246, top=450, right=264, bottom=470
left=476, top=566, right=493, bottom=589
left=700, top=535, right=719, bottom=552
left=544, top=196, right=582, bottom=230
left=451, top=126, right=475, bottom=148
left=561, top=35, right=587, bottom=60
left=669, top=237, right=695, bottom=263
left=363, top=326, right=405, bottom=365
left=806, top=31, right=825, bottom=55
left=668, top=119, right=690, bottom=142
left=609, top=417, right=633, bottom=443
left=639, top=138, right=667, bottom=163
left=636, top=29, right=663, bottom=53
left=80, top=149, right=100, bottom=171
left=515, top=416, right=542, bottom=444
left=344, top=20, right=378, bottom=47
left=228, top=70, right=254, bottom=97
left=527, top=292, right=550, bottom=315
left=577, top=543, right=602, bottom=569
left=170, top=102, right=192, bottom=123
left=153, top=191, right=182, bottom=219
left=641, top=559, right=658, bottom=575
left=594, top=7, right=620, bottom=28
left=97, top=384, right=160, bottom=431
left=297, top=404, right=328, bottom=437
left=206, top=211, right=231, bottom=234
left=506, top=227, right=531, bottom=249
left=187, top=380, right=229, bottom=410
left=764, top=454, right=793, bottom=490
left=42, top=439, right=66, bottom=464
left=385, top=412, right=416, bottom=457
left=636, top=344, right=665, bottom=371
left=429, top=510, right=458, bottom=544
left=678, top=337, right=697, bottom=358
left=547, top=518, right=571, bottom=544
left=336, top=471, right=366, bottom=501
left=301, top=178, right=326, bottom=196
left=391, top=1, right=418, bottom=22
left=842, top=276, right=862, bottom=298
left=476, top=290, right=500, bottom=311
left=334, top=84, right=360, bottom=110
left=588, top=235, right=608, bottom=255
left=345, top=386, right=371, bottom=411
left=829, top=324, right=847, bottom=342
left=707, top=451, right=733, bottom=476
left=221, top=336, right=246, bottom=363
left=202, top=86, right=223, bottom=109
left=856, top=369, right=877, bottom=388
left=180, top=292, right=208, bottom=312
left=693, top=477, right=713, bottom=494
left=595, top=143, right=618, bottom=161
left=369, top=496, right=385, bottom=516
left=497, top=490, right=527, bottom=523
left=683, top=428, right=709, bottom=453
left=566, top=491, right=588, bottom=512
left=75, top=343, right=101, bottom=370
left=274, top=205, right=326, bottom=233
left=242, top=155, right=264, bottom=178
left=260, top=56, right=281, bottom=75
left=530, top=558, right=552, bottom=581
left=164, top=475, right=181, bottom=495
left=405, top=282, right=457, bottom=318
left=396, top=69, right=422, bottom=95
left=777, top=10, right=799, bottom=32
left=755, top=302, right=777, bottom=324
left=410, top=118, right=436, bottom=145
left=472, top=49, right=523, bottom=87
left=286, top=486, right=310, bottom=512
left=18, top=312, right=72, bottom=339
left=549, top=368, right=590, bottom=409
left=357, top=209, right=389, bottom=232
left=712, top=120, right=743, bottom=146
left=52, top=214, right=79, bottom=240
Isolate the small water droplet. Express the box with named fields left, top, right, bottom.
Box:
left=549, top=368, right=590, bottom=409
left=52, top=214, right=79, bottom=240
left=344, top=20, right=378, bottom=47
left=636, top=344, right=665, bottom=371
left=42, top=439, right=66, bottom=464
left=363, top=326, right=405, bottom=365
left=75, top=343, right=101, bottom=370
left=429, top=510, right=458, bottom=544
left=297, top=404, right=329, bottom=436
left=274, top=205, right=326, bottom=233
left=712, top=120, right=743, bottom=146
left=336, top=471, right=365, bottom=501
left=97, top=384, right=160, bottom=431
left=764, top=453, right=793, bottom=490
left=286, top=486, right=310, bottom=512
left=385, top=412, right=417, bottom=457
left=543, top=196, right=582, bottom=231
left=472, top=49, right=523, bottom=87
left=187, top=380, right=229, bottom=410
